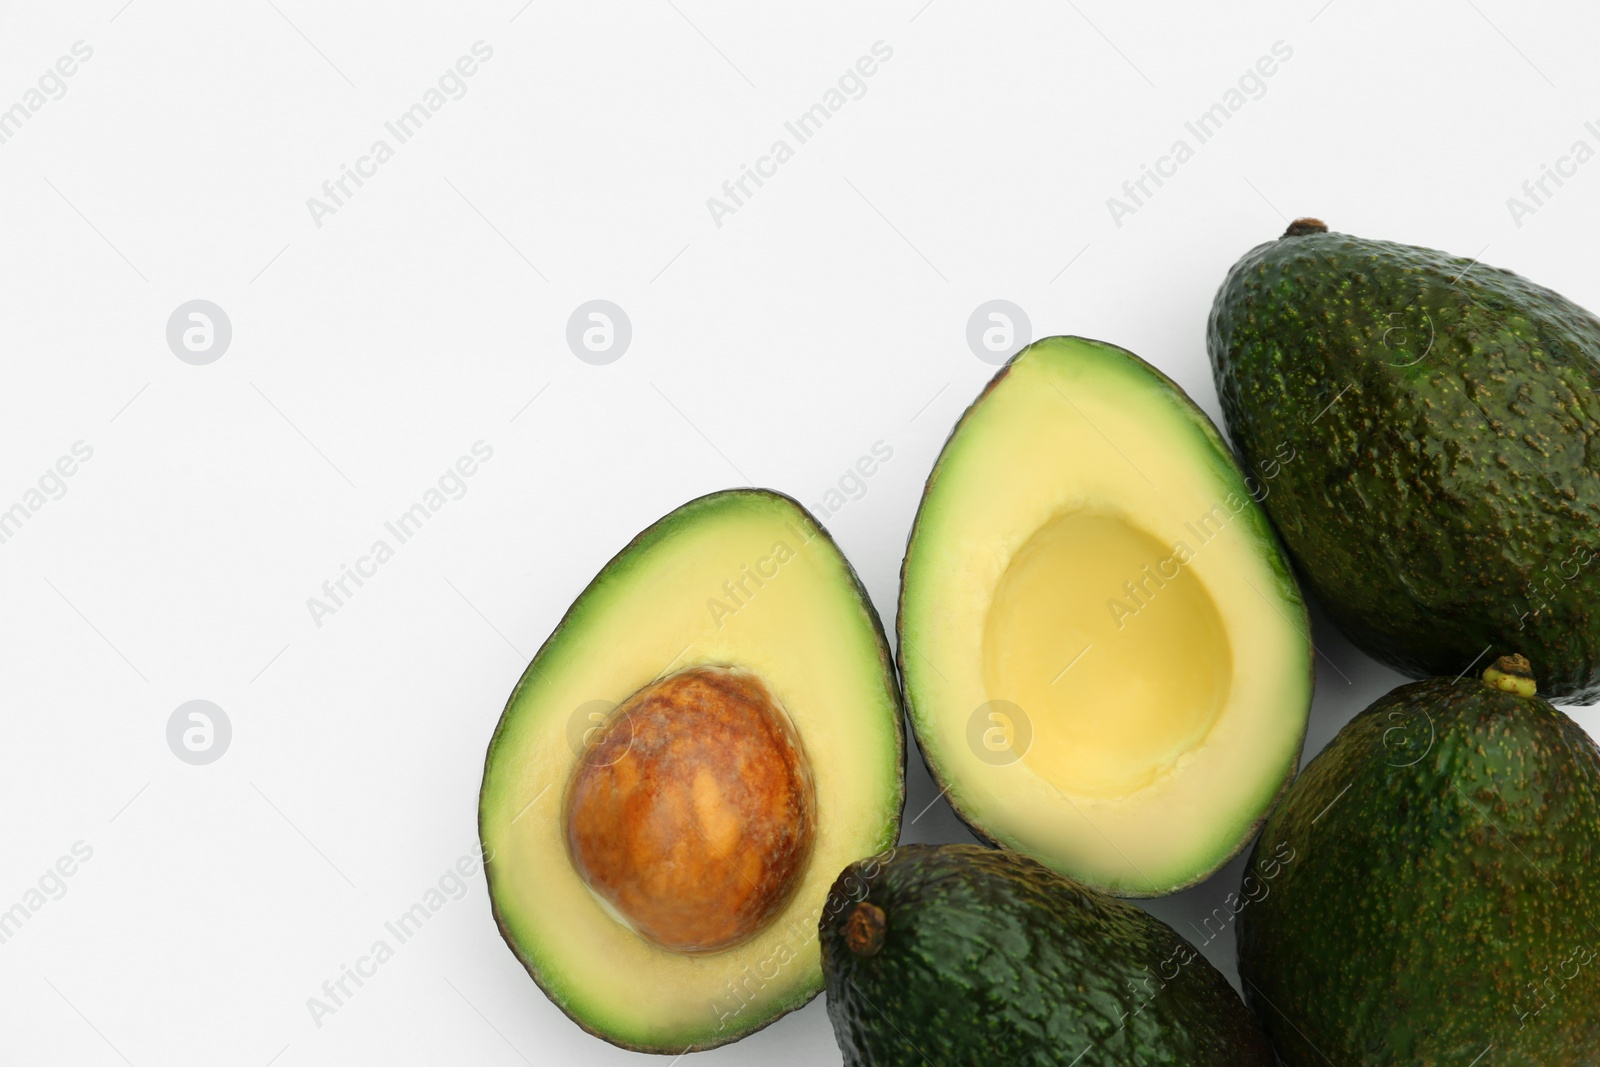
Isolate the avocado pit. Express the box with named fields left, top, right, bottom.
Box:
left=563, top=665, right=817, bottom=954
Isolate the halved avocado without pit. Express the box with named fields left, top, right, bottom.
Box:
left=898, top=336, right=1313, bottom=895
left=479, top=489, right=904, bottom=1052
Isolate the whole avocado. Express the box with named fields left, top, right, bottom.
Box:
left=820, top=844, right=1273, bottom=1066
left=1209, top=220, right=1600, bottom=701
left=1237, top=656, right=1600, bottom=1065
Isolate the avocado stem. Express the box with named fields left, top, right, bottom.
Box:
left=1282, top=218, right=1328, bottom=238
left=844, top=901, right=887, bottom=957
left=1482, top=654, right=1537, bottom=698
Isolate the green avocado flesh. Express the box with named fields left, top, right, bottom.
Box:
left=478, top=489, right=904, bottom=1052
left=1237, top=659, right=1600, bottom=1065
left=821, top=844, right=1274, bottom=1066
left=1209, top=220, right=1600, bottom=702
left=898, top=335, right=1312, bottom=895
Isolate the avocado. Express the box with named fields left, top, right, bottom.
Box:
left=898, top=336, right=1312, bottom=895
left=1236, top=655, right=1600, bottom=1065
left=478, top=489, right=905, bottom=1052
left=1209, top=219, right=1600, bottom=702
left=821, top=843, right=1275, bottom=1065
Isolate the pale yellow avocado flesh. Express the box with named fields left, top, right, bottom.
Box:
left=479, top=491, right=902, bottom=1051
left=985, top=510, right=1233, bottom=798
left=900, top=336, right=1310, bottom=895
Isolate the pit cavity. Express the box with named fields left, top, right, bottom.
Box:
left=982, top=510, right=1231, bottom=797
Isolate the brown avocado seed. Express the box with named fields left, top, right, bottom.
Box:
left=564, top=666, right=817, bottom=954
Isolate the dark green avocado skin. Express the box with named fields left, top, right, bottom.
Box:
left=820, top=844, right=1272, bottom=1066
left=1237, top=676, right=1600, bottom=1065
left=1209, top=225, right=1600, bottom=702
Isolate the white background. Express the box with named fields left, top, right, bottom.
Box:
left=2, top=1, right=1598, bottom=1064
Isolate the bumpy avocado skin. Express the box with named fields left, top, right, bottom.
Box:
left=820, top=844, right=1273, bottom=1066
left=1209, top=225, right=1600, bottom=701
left=1237, top=676, right=1600, bottom=1065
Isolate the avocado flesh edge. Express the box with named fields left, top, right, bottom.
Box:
left=478, top=488, right=905, bottom=1052
left=897, top=335, right=1312, bottom=896
left=1209, top=226, right=1600, bottom=702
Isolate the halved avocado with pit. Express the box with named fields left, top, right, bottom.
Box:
left=479, top=489, right=904, bottom=1051
left=898, top=336, right=1312, bottom=896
